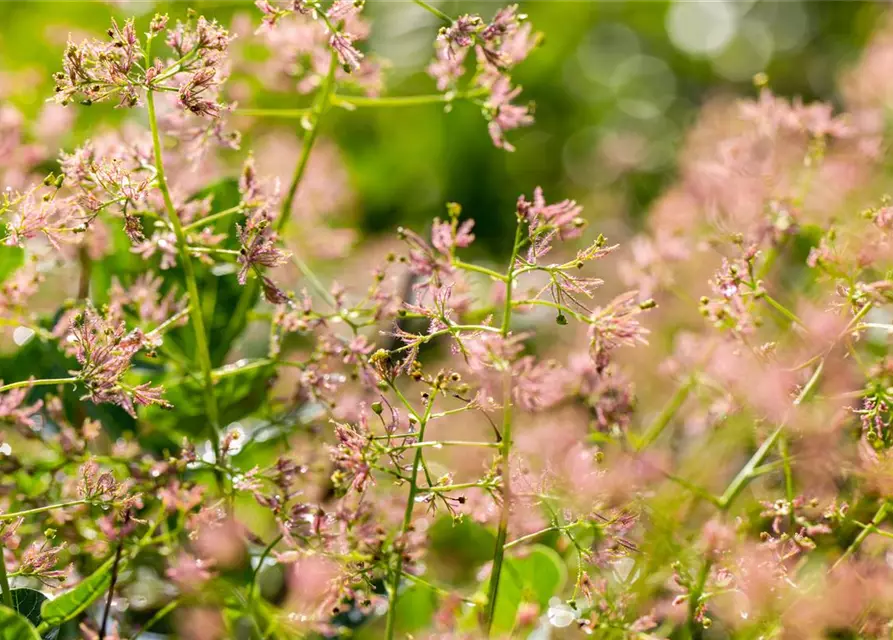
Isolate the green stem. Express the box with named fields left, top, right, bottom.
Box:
left=833, top=502, right=888, bottom=571
left=0, top=551, right=11, bottom=608
left=277, top=53, right=337, bottom=236
left=793, top=360, right=824, bottom=406
left=718, top=425, right=784, bottom=510
left=503, top=522, right=587, bottom=551
left=234, top=107, right=313, bottom=119
left=146, top=79, right=221, bottom=465
left=485, top=219, right=524, bottom=636
left=761, top=293, right=806, bottom=329
left=0, top=500, right=88, bottom=521
left=247, top=533, right=283, bottom=632
left=636, top=376, right=696, bottom=451
left=384, top=396, right=435, bottom=639
left=292, top=252, right=335, bottom=306
left=130, top=599, right=180, bottom=640
left=687, top=558, right=712, bottom=639
left=453, top=259, right=507, bottom=282
left=401, top=572, right=476, bottom=605
left=512, top=298, right=588, bottom=322
left=146, top=306, right=191, bottom=339
left=332, top=89, right=486, bottom=109
left=411, top=0, right=453, bottom=23
left=0, top=377, right=77, bottom=394
left=419, top=482, right=489, bottom=493
left=780, top=436, right=796, bottom=530
left=394, top=440, right=500, bottom=450
left=186, top=246, right=240, bottom=257
left=390, top=324, right=501, bottom=353
left=858, top=323, right=893, bottom=332
left=222, top=54, right=338, bottom=350
left=182, top=205, right=244, bottom=231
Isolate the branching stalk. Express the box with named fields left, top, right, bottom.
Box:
left=484, top=218, right=524, bottom=635
left=145, top=45, right=222, bottom=473
left=384, top=393, right=435, bottom=639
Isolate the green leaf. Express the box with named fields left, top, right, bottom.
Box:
left=510, top=545, right=566, bottom=607
left=486, top=545, right=567, bottom=636
left=11, top=589, right=58, bottom=640
left=392, top=584, right=437, bottom=634
left=40, top=556, right=116, bottom=627
left=0, top=245, right=24, bottom=284
left=143, top=360, right=275, bottom=437
left=0, top=604, right=41, bottom=640
left=488, top=561, right=523, bottom=635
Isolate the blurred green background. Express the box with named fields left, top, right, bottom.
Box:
left=0, top=0, right=886, bottom=255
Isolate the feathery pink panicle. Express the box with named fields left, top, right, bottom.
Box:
left=700, top=254, right=759, bottom=335
left=62, top=306, right=170, bottom=417
left=397, top=225, right=456, bottom=290
left=441, top=14, right=483, bottom=56
left=54, top=18, right=142, bottom=107
left=431, top=216, right=475, bottom=255
left=428, top=42, right=467, bottom=92
left=0, top=379, right=44, bottom=429
left=844, top=13, right=893, bottom=106
left=511, top=356, right=570, bottom=411
left=485, top=76, right=533, bottom=152
left=588, top=292, right=651, bottom=363
left=167, top=552, right=216, bottom=592
left=706, top=341, right=796, bottom=422
left=236, top=223, right=291, bottom=288
left=518, top=185, right=584, bottom=242
left=0, top=265, right=43, bottom=318
left=282, top=554, right=340, bottom=626
left=239, top=154, right=281, bottom=228
left=329, top=32, right=363, bottom=71
left=252, top=0, right=379, bottom=94
left=2, top=184, right=78, bottom=250
left=20, top=540, right=68, bottom=582
left=54, top=13, right=234, bottom=123
left=175, top=608, right=225, bottom=640
left=60, top=130, right=159, bottom=245
left=166, top=15, right=231, bottom=59
left=159, top=480, right=206, bottom=513
left=193, top=517, right=246, bottom=568
left=426, top=5, right=539, bottom=150
left=638, top=87, right=876, bottom=256
left=462, top=331, right=526, bottom=373
left=331, top=420, right=374, bottom=494
left=177, top=67, right=224, bottom=118
left=77, top=459, right=140, bottom=507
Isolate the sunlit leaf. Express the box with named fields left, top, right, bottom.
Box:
left=40, top=556, right=116, bottom=627
left=0, top=604, right=41, bottom=640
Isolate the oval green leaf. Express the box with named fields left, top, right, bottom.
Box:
left=11, top=589, right=59, bottom=640
left=486, top=544, right=567, bottom=636
left=0, top=604, right=41, bottom=640
left=12, top=588, right=46, bottom=628
left=0, top=246, right=24, bottom=285
left=40, top=556, right=116, bottom=627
